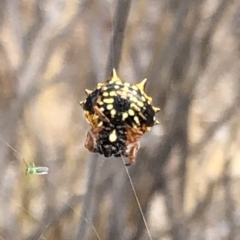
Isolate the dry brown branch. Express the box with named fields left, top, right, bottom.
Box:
left=105, top=0, right=133, bottom=77
left=76, top=0, right=133, bottom=239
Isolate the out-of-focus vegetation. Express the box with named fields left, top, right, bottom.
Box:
left=0, top=0, right=240, bottom=239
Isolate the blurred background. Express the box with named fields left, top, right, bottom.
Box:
left=0, top=0, right=240, bottom=239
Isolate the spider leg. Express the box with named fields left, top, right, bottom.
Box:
left=131, top=105, right=147, bottom=121
left=85, top=127, right=102, bottom=153
left=93, top=105, right=110, bottom=123
left=124, top=141, right=140, bottom=166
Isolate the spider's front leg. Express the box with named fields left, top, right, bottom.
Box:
left=85, top=129, right=97, bottom=153
left=93, top=105, right=110, bottom=123
left=124, top=141, right=140, bottom=166
left=85, top=127, right=103, bottom=153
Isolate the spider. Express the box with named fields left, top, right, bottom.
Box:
left=80, top=69, right=160, bottom=166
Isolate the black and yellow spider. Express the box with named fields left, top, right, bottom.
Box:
left=80, top=69, right=160, bottom=166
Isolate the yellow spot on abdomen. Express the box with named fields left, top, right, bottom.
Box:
left=131, top=90, right=138, bottom=95
left=109, top=91, right=117, bottom=96
left=136, top=101, right=144, bottom=107
left=103, top=98, right=114, bottom=104
left=111, top=109, right=116, bottom=116
left=109, top=130, right=117, bottom=142
left=122, top=112, right=128, bottom=120
left=132, top=85, right=138, bottom=91
left=123, top=82, right=131, bottom=87
left=129, top=96, right=138, bottom=103
left=134, top=116, right=140, bottom=125
left=122, top=86, right=129, bottom=92
left=103, top=92, right=109, bottom=97
left=107, top=104, right=113, bottom=110
left=128, top=109, right=135, bottom=116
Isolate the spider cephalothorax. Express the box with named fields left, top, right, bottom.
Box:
left=80, top=69, right=160, bottom=166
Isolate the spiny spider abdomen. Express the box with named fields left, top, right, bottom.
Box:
left=80, top=69, right=160, bottom=166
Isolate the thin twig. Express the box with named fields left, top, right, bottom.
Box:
left=105, top=0, right=133, bottom=77
left=76, top=0, right=133, bottom=238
